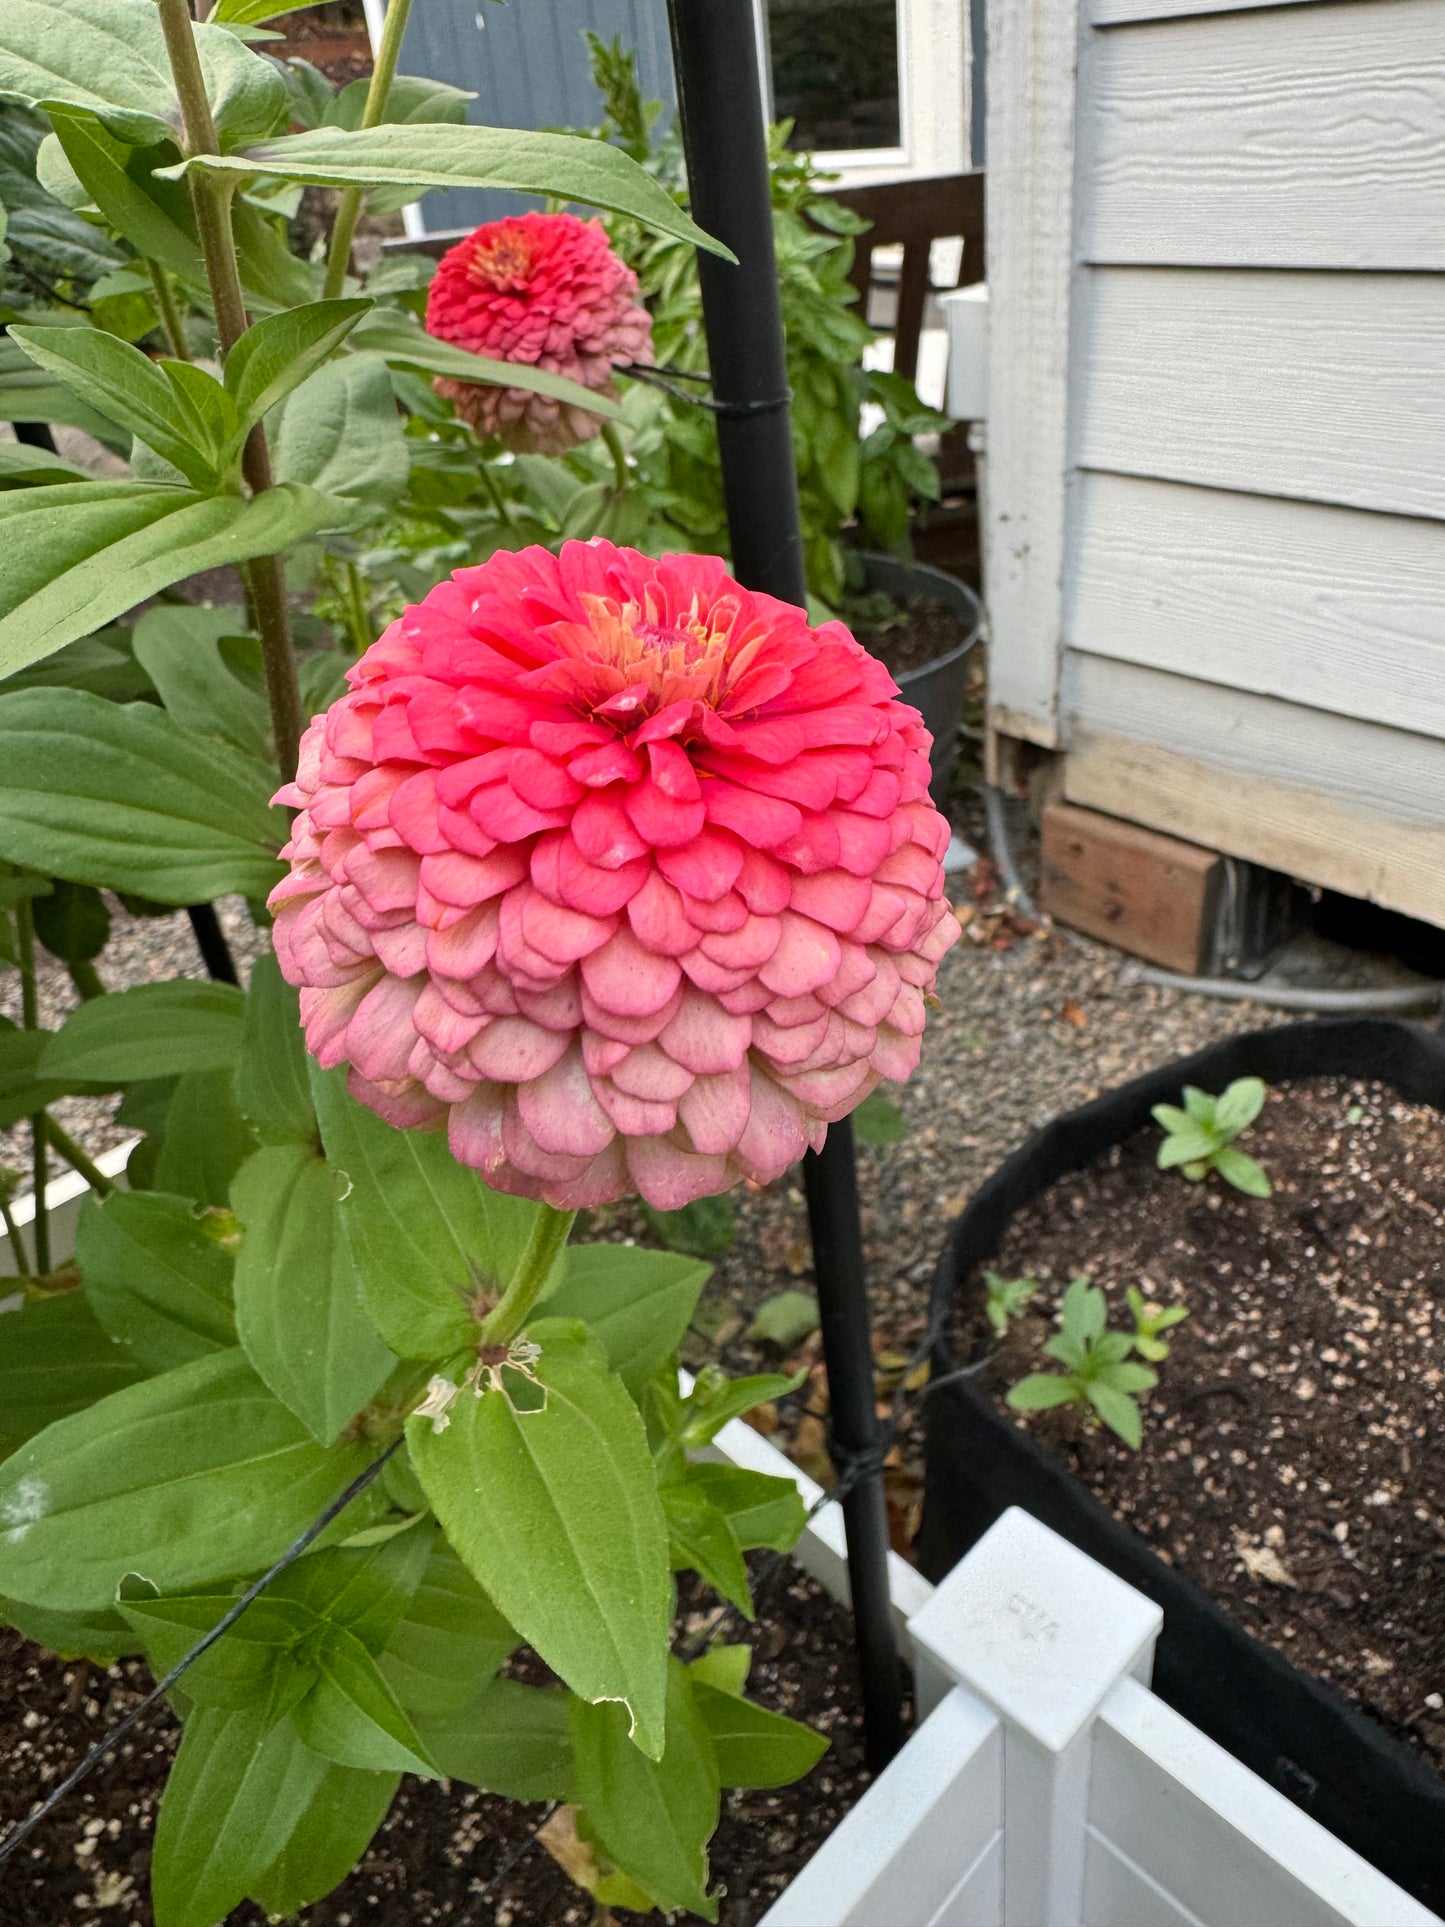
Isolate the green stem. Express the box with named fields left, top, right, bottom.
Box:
left=14, top=899, right=48, bottom=1274
left=479, top=456, right=519, bottom=531
left=66, top=959, right=105, bottom=1002
left=43, top=1116, right=116, bottom=1198
left=602, top=421, right=630, bottom=492
left=246, top=551, right=303, bottom=779
left=342, top=560, right=372, bottom=654
left=480, top=1206, right=576, bottom=1346
left=0, top=1192, right=30, bottom=1279
left=156, top=0, right=304, bottom=781
left=145, top=258, right=188, bottom=360
left=322, top=0, right=414, bottom=300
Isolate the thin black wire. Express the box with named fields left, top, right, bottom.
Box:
left=453, top=1800, right=561, bottom=1922
left=612, top=358, right=792, bottom=418
left=0, top=1438, right=401, bottom=1868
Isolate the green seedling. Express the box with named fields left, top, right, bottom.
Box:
left=851, top=1089, right=909, bottom=1146
left=984, top=1270, right=1036, bottom=1336
left=1006, top=1275, right=1157, bottom=1449
left=1126, top=1285, right=1188, bottom=1362
left=1152, top=1077, right=1272, bottom=1197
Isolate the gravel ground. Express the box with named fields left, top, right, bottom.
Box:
left=0, top=897, right=269, bottom=1189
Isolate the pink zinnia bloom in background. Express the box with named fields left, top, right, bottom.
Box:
left=424, top=211, right=652, bottom=454
left=270, top=542, right=961, bottom=1210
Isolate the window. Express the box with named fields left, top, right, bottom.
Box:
left=756, top=0, right=969, bottom=183
left=766, top=0, right=902, bottom=153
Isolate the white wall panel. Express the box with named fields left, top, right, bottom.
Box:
left=1090, top=1680, right=1439, bottom=1927
left=1084, top=0, right=1445, bottom=266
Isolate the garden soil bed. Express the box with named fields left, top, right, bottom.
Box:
left=0, top=1567, right=870, bottom=1927
left=951, top=1074, right=1445, bottom=1776
left=2, top=1564, right=870, bottom=1927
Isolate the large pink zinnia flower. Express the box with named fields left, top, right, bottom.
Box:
left=270, top=542, right=961, bottom=1211
left=424, top=212, right=652, bottom=454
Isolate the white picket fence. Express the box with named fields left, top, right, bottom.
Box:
left=7, top=1157, right=1440, bottom=1927
left=744, top=1472, right=1441, bottom=1927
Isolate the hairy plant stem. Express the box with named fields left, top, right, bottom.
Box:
left=602, top=421, right=630, bottom=492
left=322, top=0, right=414, bottom=301
left=43, top=1117, right=116, bottom=1198
left=14, top=900, right=48, bottom=1274
left=481, top=1206, right=576, bottom=1346
left=144, top=258, right=188, bottom=360
left=155, top=0, right=304, bottom=780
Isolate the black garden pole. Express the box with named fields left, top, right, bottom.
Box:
left=664, top=0, right=904, bottom=1770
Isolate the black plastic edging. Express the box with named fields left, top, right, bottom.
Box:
left=918, top=1018, right=1445, bottom=1914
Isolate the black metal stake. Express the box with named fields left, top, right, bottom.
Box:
left=186, top=903, right=239, bottom=984
left=664, top=0, right=904, bottom=1769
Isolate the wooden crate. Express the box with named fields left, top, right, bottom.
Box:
left=1040, top=798, right=1224, bottom=974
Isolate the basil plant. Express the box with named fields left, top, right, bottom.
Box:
left=0, top=2, right=825, bottom=1919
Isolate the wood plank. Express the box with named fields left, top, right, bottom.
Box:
left=1040, top=798, right=1224, bottom=973
left=1092, top=0, right=1318, bottom=20
left=1066, top=474, right=1445, bottom=741
left=1064, top=653, right=1445, bottom=826
left=976, top=0, right=1084, bottom=741
left=1076, top=268, right=1445, bottom=520
left=1082, top=0, right=1445, bottom=269
left=1066, top=731, right=1445, bottom=927
left=1091, top=1679, right=1439, bottom=1927
left=1061, top=660, right=1445, bottom=922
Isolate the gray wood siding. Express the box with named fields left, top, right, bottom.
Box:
left=1065, top=474, right=1445, bottom=743
left=1074, top=268, right=1445, bottom=520
left=1082, top=0, right=1445, bottom=270
left=1092, top=0, right=1340, bottom=30
left=1062, top=654, right=1445, bottom=832
left=1060, top=658, right=1445, bottom=922
left=986, top=0, right=1445, bottom=915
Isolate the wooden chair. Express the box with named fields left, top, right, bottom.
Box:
left=825, top=171, right=985, bottom=574
left=828, top=171, right=986, bottom=382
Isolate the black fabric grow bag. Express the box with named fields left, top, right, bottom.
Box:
left=917, top=1017, right=1445, bottom=1914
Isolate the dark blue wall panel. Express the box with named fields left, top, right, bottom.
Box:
left=397, top=0, right=676, bottom=234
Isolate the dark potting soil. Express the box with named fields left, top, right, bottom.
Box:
left=848, top=592, right=972, bottom=681
left=0, top=1566, right=871, bottom=1927
left=953, top=1075, right=1445, bottom=1777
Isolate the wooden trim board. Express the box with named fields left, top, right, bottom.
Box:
left=979, top=0, right=1086, bottom=737
left=1063, top=732, right=1445, bottom=927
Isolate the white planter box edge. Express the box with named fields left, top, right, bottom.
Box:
left=697, top=1411, right=1443, bottom=1927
